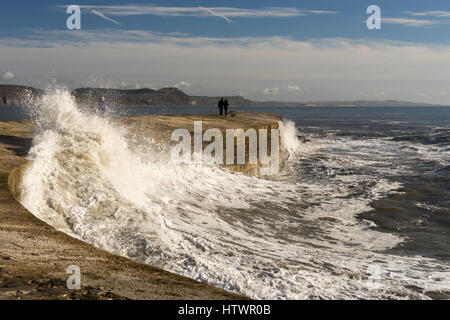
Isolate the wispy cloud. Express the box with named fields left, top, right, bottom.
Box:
left=263, top=87, right=280, bottom=96
left=91, top=9, right=121, bottom=25
left=174, top=80, right=191, bottom=89
left=380, top=11, right=450, bottom=28
left=406, top=11, right=450, bottom=18
left=382, top=17, right=438, bottom=27
left=1, top=71, right=15, bottom=80
left=70, top=5, right=338, bottom=19
left=264, top=84, right=303, bottom=96
left=199, top=7, right=234, bottom=24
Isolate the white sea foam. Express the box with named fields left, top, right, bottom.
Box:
left=20, top=90, right=450, bottom=299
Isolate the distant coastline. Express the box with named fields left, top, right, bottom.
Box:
left=0, top=84, right=444, bottom=108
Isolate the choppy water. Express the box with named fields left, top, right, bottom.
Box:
left=15, top=91, right=450, bottom=299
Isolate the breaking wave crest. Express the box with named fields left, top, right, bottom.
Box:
left=19, top=90, right=450, bottom=299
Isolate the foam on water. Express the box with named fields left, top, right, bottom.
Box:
left=20, top=90, right=450, bottom=299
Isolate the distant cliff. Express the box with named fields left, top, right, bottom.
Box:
left=0, top=84, right=442, bottom=107
left=0, top=85, right=43, bottom=106
left=72, top=87, right=190, bottom=106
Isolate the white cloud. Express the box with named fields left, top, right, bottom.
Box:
left=174, top=81, right=191, bottom=89
left=382, top=17, right=438, bottom=27
left=264, top=87, right=280, bottom=96
left=2, top=30, right=450, bottom=104
left=418, top=90, right=446, bottom=98
left=374, top=9, right=450, bottom=28
left=1, top=71, right=15, bottom=80
left=199, top=7, right=234, bottom=24
left=74, top=5, right=338, bottom=19
left=264, top=84, right=302, bottom=96
left=237, top=90, right=248, bottom=98
left=286, top=84, right=301, bottom=92
left=379, top=11, right=450, bottom=28
left=406, top=11, right=450, bottom=18
left=91, top=9, right=121, bottom=25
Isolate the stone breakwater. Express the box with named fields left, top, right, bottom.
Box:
left=120, top=111, right=284, bottom=176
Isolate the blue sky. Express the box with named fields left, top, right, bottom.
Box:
left=1, top=1, right=450, bottom=103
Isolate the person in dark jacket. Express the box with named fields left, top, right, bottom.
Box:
left=224, top=99, right=229, bottom=116
left=218, top=98, right=224, bottom=116
left=98, top=96, right=107, bottom=113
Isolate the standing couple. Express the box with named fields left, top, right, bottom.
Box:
left=218, top=98, right=229, bottom=116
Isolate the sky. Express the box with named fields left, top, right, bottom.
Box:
left=1, top=0, right=450, bottom=104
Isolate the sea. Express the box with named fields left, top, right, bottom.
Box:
left=3, top=91, right=449, bottom=299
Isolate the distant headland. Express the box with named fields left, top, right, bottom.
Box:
left=0, top=84, right=442, bottom=107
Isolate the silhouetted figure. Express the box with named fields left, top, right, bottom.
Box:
left=98, top=96, right=107, bottom=113
left=218, top=98, right=224, bottom=116
left=2, top=96, right=7, bottom=105
left=224, top=99, right=229, bottom=116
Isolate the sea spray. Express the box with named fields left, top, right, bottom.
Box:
left=279, top=120, right=302, bottom=158
left=19, top=89, right=450, bottom=299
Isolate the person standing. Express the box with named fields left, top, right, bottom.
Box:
left=224, top=99, right=229, bottom=117
left=218, top=98, right=224, bottom=116
left=98, top=96, right=107, bottom=113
